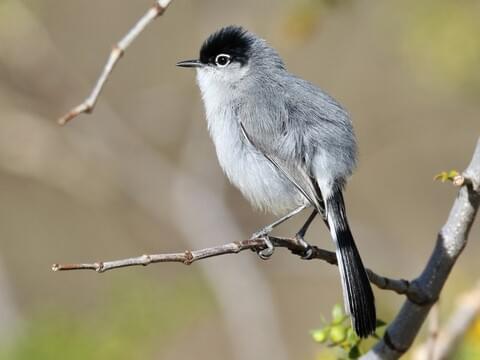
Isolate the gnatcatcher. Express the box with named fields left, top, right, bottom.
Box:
left=177, top=26, right=376, bottom=337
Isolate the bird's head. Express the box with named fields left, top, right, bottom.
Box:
left=177, top=26, right=285, bottom=92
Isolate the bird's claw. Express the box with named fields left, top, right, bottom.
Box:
left=295, top=233, right=313, bottom=259
left=256, top=236, right=275, bottom=260
left=250, top=227, right=275, bottom=260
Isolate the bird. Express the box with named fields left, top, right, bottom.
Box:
left=176, top=25, right=376, bottom=337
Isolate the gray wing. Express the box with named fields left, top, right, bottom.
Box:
left=284, top=76, right=358, bottom=185
left=237, top=75, right=356, bottom=214
left=239, top=121, right=323, bottom=212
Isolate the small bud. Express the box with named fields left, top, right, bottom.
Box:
left=332, top=304, right=345, bottom=324
left=330, top=325, right=347, bottom=343
left=453, top=175, right=465, bottom=187
left=311, top=328, right=329, bottom=343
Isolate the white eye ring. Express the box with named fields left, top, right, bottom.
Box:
left=215, top=54, right=231, bottom=67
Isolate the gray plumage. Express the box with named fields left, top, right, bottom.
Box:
left=177, top=26, right=375, bottom=337
left=197, top=34, right=356, bottom=214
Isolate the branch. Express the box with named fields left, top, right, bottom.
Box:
left=363, top=137, right=480, bottom=360
left=52, top=236, right=414, bottom=297
left=58, top=0, right=173, bottom=125
left=52, top=238, right=269, bottom=272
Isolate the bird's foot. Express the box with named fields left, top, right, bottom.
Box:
left=250, top=229, right=275, bottom=260
left=257, top=236, right=274, bottom=259
left=295, top=233, right=313, bottom=259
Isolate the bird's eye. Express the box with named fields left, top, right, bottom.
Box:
left=215, top=54, right=231, bottom=67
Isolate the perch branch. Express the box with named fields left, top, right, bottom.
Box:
left=363, top=137, right=480, bottom=360
left=58, top=0, right=173, bottom=125
left=52, top=236, right=416, bottom=297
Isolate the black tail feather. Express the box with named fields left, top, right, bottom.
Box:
left=325, top=189, right=376, bottom=338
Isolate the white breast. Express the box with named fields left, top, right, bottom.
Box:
left=196, top=69, right=304, bottom=215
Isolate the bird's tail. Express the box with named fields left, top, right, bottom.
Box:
left=325, top=188, right=376, bottom=338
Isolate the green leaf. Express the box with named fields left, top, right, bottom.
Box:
left=448, top=170, right=459, bottom=178
left=346, top=327, right=359, bottom=345
left=434, top=171, right=448, bottom=182
left=434, top=170, right=459, bottom=182
left=376, top=319, right=387, bottom=328
left=348, top=345, right=361, bottom=359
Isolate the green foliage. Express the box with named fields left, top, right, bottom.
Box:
left=311, top=304, right=386, bottom=359
left=0, top=276, right=213, bottom=360
left=434, top=170, right=459, bottom=183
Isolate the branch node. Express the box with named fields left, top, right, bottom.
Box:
left=400, top=278, right=411, bottom=291
left=183, top=250, right=194, bottom=265
left=153, top=2, right=166, bottom=16
left=406, top=280, right=438, bottom=306
left=454, top=173, right=480, bottom=193
left=453, top=175, right=465, bottom=187
left=232, top=241, right=244, bottom=253
left=112, top=45, right=125, bottom=58
left=384, top=330, right=409, bottom=355
left=141, top=254, right=152, bottom=265
left=95, top=262, right=104, bottom=273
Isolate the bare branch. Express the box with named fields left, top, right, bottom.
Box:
left=58, top=0, right=173, bottom=125
left=52, top=238, right=267, bottom=272
left=363, top=137, right=480, bottom=360
left=365, top=270, right=413, bottom=297
left=51, top=235, right=419, bottom=298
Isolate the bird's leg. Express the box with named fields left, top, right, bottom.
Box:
left=251, top=204, right=307, bottom=239
left=251, top=204, right=308, bottom=259
left=294, top=209, right=318, bottom=259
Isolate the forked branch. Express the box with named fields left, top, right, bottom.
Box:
left=363, top=138, right=480, bottom=360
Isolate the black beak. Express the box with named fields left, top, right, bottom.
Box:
left=176, top=59, right=202, bottom=68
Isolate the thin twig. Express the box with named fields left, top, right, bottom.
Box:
left=58, top=0, right=173, bottom=125
left=52, top=235, right=418, bottom=298
left=52, top=238, right=267, bottom=272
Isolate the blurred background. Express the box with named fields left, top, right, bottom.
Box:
left=0, top=0, right=479, bottom=358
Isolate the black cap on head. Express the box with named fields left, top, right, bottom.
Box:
left=199, top=26, right=253, bottom=66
